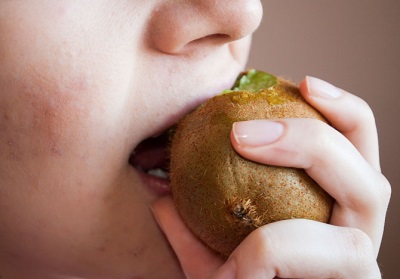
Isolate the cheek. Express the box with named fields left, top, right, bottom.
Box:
left=0, top=22, right=107, bottom=162
left=0, top=72, right=96, bottom=251
left=0, top=39, right=134, bottom=166
left=0, top=75, right=99, bottom=160
left=0, top=24, right=137, bottom=189
left=0, top=0, right=139, bottom=236
left=0, top=2, right=137, bottom=159
left=0, top=68, right=136, bottom=263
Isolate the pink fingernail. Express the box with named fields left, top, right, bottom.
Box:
left=306, top=76, right=342, bottom=98
left=232, top=120, right=284, bottom=147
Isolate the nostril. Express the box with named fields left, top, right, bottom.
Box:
left=191, top=33, right=231, bottom=46
left=199, top=34, right=231, bottom=41
left=149, top=1, right=263, bottom=55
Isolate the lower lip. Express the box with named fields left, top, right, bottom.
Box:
left=136, top=170, right=171, bottom=197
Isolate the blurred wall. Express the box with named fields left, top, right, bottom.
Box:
left=248, top=1, right=400, bottom=278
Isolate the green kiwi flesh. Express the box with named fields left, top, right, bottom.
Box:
left=169, top=70, right=334, bottom=258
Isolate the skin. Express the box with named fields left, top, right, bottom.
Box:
left=0, top=1, right=390, bottom=279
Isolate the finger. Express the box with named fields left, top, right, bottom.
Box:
left=151, top=196, right=224, bottom=279
left=299, top=76, right=380, bottom=171
left=211, top=219, right=380, bottom=279
left=231, top=118, right=391, bottom=254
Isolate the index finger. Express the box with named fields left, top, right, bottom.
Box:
left=300, top=76, right=380, bottom=171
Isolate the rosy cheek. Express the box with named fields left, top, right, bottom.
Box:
left=0, top=74, right=101, bottom=162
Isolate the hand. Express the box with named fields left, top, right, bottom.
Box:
left=152, top=76, right=391, bottom=279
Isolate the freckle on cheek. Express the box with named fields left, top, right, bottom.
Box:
left=97, top=246, right=107, bottom=253
left=55, top=3, right=69, bottom=17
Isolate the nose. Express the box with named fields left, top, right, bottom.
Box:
left=150, top=0, right=263, bottom=54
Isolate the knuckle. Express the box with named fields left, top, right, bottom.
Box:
left=344, top=228, right=375, bottom=265
left=245, top=225, right=282, bottom=265
left=303, top=119, right=330, bottom=143
left=343, top=228, right=381, bottom=278
left=306, top=120, right=338, bottom=159
left=366, top=172, right=392, bottom=210
left=251, top=227, right=276, bottom=258
left=379, top=175, right=392, bottom=206
left=353, top=95, right=376, bottom=124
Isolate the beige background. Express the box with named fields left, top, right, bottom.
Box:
left=248, top=1, right=399, bottom=278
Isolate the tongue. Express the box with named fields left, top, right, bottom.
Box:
left=129, top=133, right=170, bottom=172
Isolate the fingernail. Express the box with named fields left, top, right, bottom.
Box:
left=306, top=76, right=342, bottom=98
left=215, top=258, right=237, bottom=279
left=232, top=120, right=284, bottom=147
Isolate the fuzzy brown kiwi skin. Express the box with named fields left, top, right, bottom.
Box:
left=169, top=78, right=334, bottom=258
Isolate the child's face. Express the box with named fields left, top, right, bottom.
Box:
left=0, top=1, right=262, bottom=278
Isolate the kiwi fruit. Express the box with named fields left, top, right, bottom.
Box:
left=169, top=70, right=334, bottom=258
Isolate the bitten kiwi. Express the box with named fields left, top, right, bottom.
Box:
left=169, top=70, right=334, bottom=258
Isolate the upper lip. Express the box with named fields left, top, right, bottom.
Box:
left=127, top=67, right=244, bottom=193
left=129, top=73, right=239, bottom=173
left=146, top=75, right=239, bottom=140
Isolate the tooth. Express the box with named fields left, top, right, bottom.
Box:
left=147, top=168, right=169, bottom=179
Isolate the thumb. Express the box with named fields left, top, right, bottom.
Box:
left=151, top=196, right=224, bottom=279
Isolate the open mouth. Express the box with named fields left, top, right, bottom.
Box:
left=129, top=131, right=172, bottom=196
left=127, top=71, right=240, bottom=196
